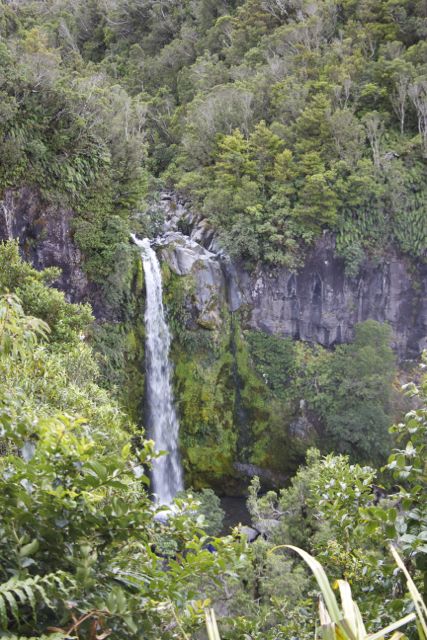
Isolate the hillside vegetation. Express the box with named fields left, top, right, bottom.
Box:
left=1, top=0, right=426, bottom=276
left=0, top=242, right=425, bottom=639
left=0, top=2, right=426, bottom=638
left=0, top=245, right=425, bottom=638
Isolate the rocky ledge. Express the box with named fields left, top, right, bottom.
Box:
left=157, top=194, right=427, bottom=359
left=1, top=188, right=426, bottom=358
left=0, top=187, right=117, bottom=318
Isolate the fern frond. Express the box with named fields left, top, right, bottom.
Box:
left=0, top=571, right=76, bottom=631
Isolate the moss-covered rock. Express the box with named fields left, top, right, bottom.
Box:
left=90, top=248, right=146, bottom=424
left=162, top=269, right=314, bottom=493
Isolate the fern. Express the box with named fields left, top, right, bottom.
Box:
left=0, top=572, right=75, bottom=631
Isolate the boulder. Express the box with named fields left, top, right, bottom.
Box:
left=158, top=232, right=227, bottom=329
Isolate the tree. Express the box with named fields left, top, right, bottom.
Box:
left=249, top=120, right=285, bottom=192
left=324, top=321, right=396, bottom=464
left=391, top=72, right=411, bottom=135
left=365, top=362, right=427, bottom=600
left=293, top=170, right=339, bottom=231
left=409, top=79, right=427, bottom=157
left=214, top=129, right=256, bottom=185
left=178, top=488, right=225, bottom=535
left=363, top=112, right=384, bottom=169
left=327, top=108, right=365, bottom=166
left=0, top=241, right=92, bottom=345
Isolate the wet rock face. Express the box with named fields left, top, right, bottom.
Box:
left=158, top=195, right=427, bottom=359
left=0, top=187, right=92, bottom=304
left=157, top=232, right=227, bottom=329
left=234, top=234, right=427, bottom=359
left=1, top=188, right=426, bottom=358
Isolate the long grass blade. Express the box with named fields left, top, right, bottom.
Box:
left=318, top=598, right=335, bottom=640
left=337, top=580, right=358, bottom=639
left=390, top=545, right=427, bottom=640
left=319, top=597, right=333, bottom=626
left=367, top=613, right=417, bottom=640
left=276, top=545, right=342, bottom=623
left=319, top=622, right=338, bottom=640
left=205, top=608, right=221, bottom=640
left=337, top=580, right=367, bottom=640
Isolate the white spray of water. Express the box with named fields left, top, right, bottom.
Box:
left=1, top=203, right=13, bottom=240
left=132, top=235, right=183, bottom=505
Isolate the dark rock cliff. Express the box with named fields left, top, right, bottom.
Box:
left=1, top=188, right=426, bottom=358
left=232, top=234, right=427, bottom=359
left=0, top=187, right=104, bottom=314
left=157, top=196, right=427, bottom=360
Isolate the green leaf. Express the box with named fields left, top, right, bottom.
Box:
left=367, top=613, right=417, bottom=640
left=3, top=591, right=19, bottom=625
left=0, top=595, right=8, bottom=630
left=18, top=539, right=39, bottom=558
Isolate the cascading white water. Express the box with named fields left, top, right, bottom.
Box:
left=1, top=203, right=13, bottom=240
left=132, top=235, right=183, bottom=505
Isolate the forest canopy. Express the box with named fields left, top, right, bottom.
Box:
left=0, top=0, right=426, bottom=275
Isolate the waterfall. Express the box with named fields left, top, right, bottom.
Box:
left=132, top=235, right=184, bottom=505
left=1, top=203, right=13, bottom=240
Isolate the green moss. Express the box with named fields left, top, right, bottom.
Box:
left=86, top=246, right=319, bottom=492
left=232, top=322, right=304, bottom=473
left=172, top=336, right=237, bottom=487
left=159, top=266, right=311, bottom=489
left=244, top=331, right=296, bottom=400
left=90, top=251, right=146, bottom=424
left=134, top=252, right=144, bottom=295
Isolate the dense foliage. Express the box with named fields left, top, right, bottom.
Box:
left=0, top=245, right=424, bottom=640
left=164, top=265, right=398, bottom=487
left=0, top=244, right=250, bottom=638
left=0, top=1, right=426, bottom=638
left=0, top=0, right=423, bottom=482
left=239, top=364, right=427, bottom=636
left=0, top=4, right=147, bottom=285
left=1, top=0, right=426, bottom=274
left=1, top=271, right=425, bottom=638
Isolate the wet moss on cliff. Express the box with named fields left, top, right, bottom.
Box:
left=162, top=268, right=310, bottom=492
left=233, top=321, right=313, bottom=478
left=162, top=267, right=234, bottom=488
left=90, top=248, right=146, bottom=424
left=91, top=247, right=400, bottom=492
